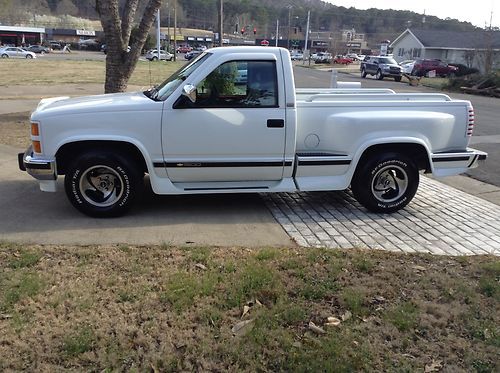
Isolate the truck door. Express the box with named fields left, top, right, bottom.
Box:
left=162, top=59, right=286, bottom=183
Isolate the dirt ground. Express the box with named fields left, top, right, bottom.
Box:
left=0, top=244, right=498, bottom=372
left=0, top=112, right=31, bottom=149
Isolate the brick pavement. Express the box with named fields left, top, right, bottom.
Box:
left=262, top=177, right=500, bottom=256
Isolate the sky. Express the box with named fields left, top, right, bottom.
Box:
left=324, top=0, right=498, bottom=29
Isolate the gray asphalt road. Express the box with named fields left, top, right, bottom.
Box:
left=293, top=65, right=500, bottom=186
left=0, top=144, right=292, bottom=247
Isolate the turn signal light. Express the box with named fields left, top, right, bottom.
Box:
left=32, top=140, right=42, bottom=153
left=31, top=122, right=40, bottom=136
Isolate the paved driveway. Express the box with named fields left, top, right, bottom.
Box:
left=264, top=176, right=500, bottom=256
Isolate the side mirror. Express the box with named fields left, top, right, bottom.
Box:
left=182, top=84, right=197, bottom=103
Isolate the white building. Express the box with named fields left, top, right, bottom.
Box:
left=390, top=28, right=500, bottom=72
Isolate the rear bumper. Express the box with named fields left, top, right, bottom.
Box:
left=431, top=148, right=487, bottom=177
left=18, top=145, right=57, bottom=181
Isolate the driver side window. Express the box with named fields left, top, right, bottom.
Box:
left=191, top=60, right=278, bottom=108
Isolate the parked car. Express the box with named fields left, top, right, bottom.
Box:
left=333, top=55, right=354, bottom=65
left=47, top=41, right=62, bottom=50
left=176, top=45, right=192, bottom=53
left=145, top=49, right=173, bottom=61
left=0, top=47, right=36, bottom=59
left=184, top=50, right=202, bottom=60
left=412, top=59, right=459, bottom=77
left=360, top=55, right=402, bottom=81
left=313, top=52, right=332, bottom=64
left=290, top=52, right=303, bottom=61
left=399, top=60, right=416, bottom=74
left=27, top=45, right=51, bottom=54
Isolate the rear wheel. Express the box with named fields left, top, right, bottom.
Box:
left=351, top=152, right=419, bottom=213
left=1, top=54, right=8, bottom=58
left=26, top=54, right=33, bottom=59
left=152, top=56, right=158, bottom=61
left=376, top=69, right=384, bottom=80
left=64, top=150, right=143, bottom=217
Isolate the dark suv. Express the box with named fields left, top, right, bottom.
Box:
left=361, top=56, right=402, bottom=81
left=412, top=59, right=458, bottom=77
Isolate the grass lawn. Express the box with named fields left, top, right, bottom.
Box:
left=0, top=58, right=184, bottom=86
left=0, top=243, right=498, bottom=371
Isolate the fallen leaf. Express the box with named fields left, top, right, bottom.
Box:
left=0, top=314, right=12, bottom=319
left=413, top=265, right=427, bottom=271
left=373, top=295, right=386, bottom=303
left=292, top=341, right=302, bottom=348
left=241, top=305, right=250, bottom=318
left=195, top=263, right=207, bottom=271
left=255, top=299, right=263, bottom=306
left=232, top=319, right=255, bottom=337
left=151, top=363, right=159, bottom=373
left=341, top=310, right=352, bottom=321
left=325, top=317, right=341, bottom=326
left=425, top=360, right=443, bottom=372
left=353, top=340, right=359, bottom=346
left=173, top=341, right=186, bottom=349
left=309, top=321, right=326, bottom=334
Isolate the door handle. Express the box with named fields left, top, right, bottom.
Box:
left=267, top=119, right=285, bottom=128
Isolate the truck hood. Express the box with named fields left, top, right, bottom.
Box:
left=31, top=91, right=160, bottom=120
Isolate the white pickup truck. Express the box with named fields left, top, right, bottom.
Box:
left=19, top=46, right=487, bottom=217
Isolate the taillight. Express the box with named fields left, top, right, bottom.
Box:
left=467, top=106, right=474, bottom=137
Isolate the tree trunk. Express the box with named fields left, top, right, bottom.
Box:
left=97, top=0, right=161, bottom=94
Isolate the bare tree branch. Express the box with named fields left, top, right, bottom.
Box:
left=121, top=0, right=139, bottom=45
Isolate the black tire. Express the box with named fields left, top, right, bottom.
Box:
left=64, top=150, right=143, bottom=217
left=394, top=76, right=402, bottom=82
left=1, top=54, right=8, bottom=58
left=152, top=56, right=158, bottom=61
left=351, top=152, right=419, bottom=213
left=361, top=68, right=367, bottom=78
left=376, top=69, right=384, bottom=80
left=26, top=54, right=33, bottom=59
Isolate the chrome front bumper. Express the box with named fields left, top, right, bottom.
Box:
left=18, top=145, right=57, bottom=181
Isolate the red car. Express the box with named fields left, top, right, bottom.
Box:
left=333, top=55, right=354, bottom=65
left=412, top=59, right=458, bottom=77
left=176, top=46, right=192, bottom=53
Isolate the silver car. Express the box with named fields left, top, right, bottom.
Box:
left=0, top=47, right=36, bottom=59
left=145, top=49, right=173, bottom=61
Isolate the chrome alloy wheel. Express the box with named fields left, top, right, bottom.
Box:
left=79, top=165, right=124, bottom=207
left=371, top=165, right=408, bottom=203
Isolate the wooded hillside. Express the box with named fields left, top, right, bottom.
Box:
left=0, top=0, right=478, bottom=41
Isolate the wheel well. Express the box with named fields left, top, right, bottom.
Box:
left=55, top=140, right=148, bottom=175
left=356, top=143, right=431, bottom=172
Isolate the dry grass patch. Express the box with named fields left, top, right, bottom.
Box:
left=0, top=58, right=183, bottom=86
left=0, top=243, right=498, bottom=372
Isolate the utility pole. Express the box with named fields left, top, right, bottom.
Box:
left=219, top=0, right=224, bottom=47
left=167, top=2, right=171, bottom=52
left=173, top=0, right=177, bottom=61
left=303, top=10, right=310, bottom=64
left=156, top=9, right=161, bottom=60
left=275, top=19, right=279, bottom=47
left=287, top=5, right=292, bottom=50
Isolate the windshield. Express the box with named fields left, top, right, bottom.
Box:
left=145, top=52, right=211, bottom=101
left=380, top=57, right=398, bottom=65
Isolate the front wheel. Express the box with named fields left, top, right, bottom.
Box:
left=351, top=153, right=419, bottom=213
left=361, top=68, right=367, bottom=78
left=26, top=54, right=33, bottom=59
left=394, top=76, right=402, bottom=82
left=376, top=70, right=384, bottom=80
left=1, top=54, right=8, bottom=58
left=64, top=151, right=143, bottom=217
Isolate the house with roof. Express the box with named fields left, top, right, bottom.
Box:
left=390, top=28, right=500, bottom=73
